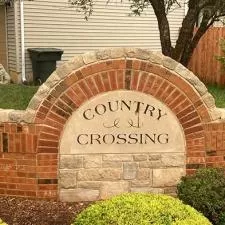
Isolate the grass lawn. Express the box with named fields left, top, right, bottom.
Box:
left=207, top=84, right=225, bottom=108
left=0, top=84, right=39, bottom=110
left=0, top=83, right=224, bottom=110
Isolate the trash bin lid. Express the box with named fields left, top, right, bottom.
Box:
left=27, top=48, right=63, bottom=54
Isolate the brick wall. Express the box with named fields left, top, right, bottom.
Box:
left=0, top=48, right=224, bottom=200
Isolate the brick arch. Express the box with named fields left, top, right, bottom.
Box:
left=27, top=49, right=217, bottom=199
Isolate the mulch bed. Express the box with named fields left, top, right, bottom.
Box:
left=0, top=197, right=91, bottom=225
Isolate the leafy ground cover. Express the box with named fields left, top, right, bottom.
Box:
left=0, top=84, right=224, bottom=110
left=0, top=84, right=39, bottom=110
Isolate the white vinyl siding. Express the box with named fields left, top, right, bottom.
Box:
left=6, top=5, right=16, bottom=73
left=0, top=5, right=7, bottom=71
left=23, top=0, right=185, bottom=77
left=6, top=2, right=21, bottom=81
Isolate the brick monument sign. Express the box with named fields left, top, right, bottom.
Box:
left=0, top=48, right=224, bottom=201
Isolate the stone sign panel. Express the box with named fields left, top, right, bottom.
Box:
left=59, top=90, right=186, bottom=201
left=60, top=90, right=185, bottom=154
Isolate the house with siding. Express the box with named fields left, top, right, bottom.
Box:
left=0, top=0, right=186, bottom=83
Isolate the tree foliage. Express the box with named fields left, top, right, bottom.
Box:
left=70, top=0, right=225, bottom=66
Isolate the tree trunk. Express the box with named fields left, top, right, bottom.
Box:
left=171, top=8, right=198, bottom=62
left=158, top=16, right=173, bottom=56
left=150, top=0, right=173, bottom=56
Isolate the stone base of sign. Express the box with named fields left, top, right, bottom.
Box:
left=0, top=48, right=225, bottom=201
left=59, top=153, right=185, bottom=201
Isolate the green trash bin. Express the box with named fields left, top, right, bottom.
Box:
left=28, top=48, right=63, bottom=84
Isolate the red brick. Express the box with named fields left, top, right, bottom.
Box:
left=187, top=157, right=205, bottom=164
left=155, top=80, right=169, bottom=99
left=37, top=190, right=57, bottom=199
left=117, top=70, right=125, bottom=89
left=37, top=172, right=57, bottom=179
left=0, top=189, right=6, bottom=195
left=147, top=64, right=170, bottom=80
left=38, top=159, right=58, bottom=166
left=216, top=132, right=223, bottom=150
left=10, top=124, right=17, bottom=133
left=72, top=84, right=88, bottom=104
left=112, top=59, right=126, bottom=70
left=0, top=158, right=16, bottom=165
left=65, top=89, right=81, bottom=107
left=196, top=104, right=211, bottom=122
left=63, top=73, right=79, bottom=86
left=37, top=154, right=57, bottom=161
left=137, top=72, right=148, bottom=92
left=6, top=189, right=26, bottom=196
left=0, top=183, right=7, bottom=189
left=180, top=111, right=199, bottom=124
left=186, top=131, right=205, bottom=139
left=25, top=191, right=37, bottom=197
left=78, top=80, right=93, bottom=98
left=37, top=147, right=58, bottom=154
left=206, top=156, right=224, bottom=163
left=169, top=94, right=186, bottom=110
left=37, top=166, right=57, bottom=173
left=38, top=106, right=49, bottom=115
left=17, top=184, right=37, bottom=191
left=85, top=76, right=99, bottom=95
left=182, top=117, right=201, bottom=129
left=177, top=105, right=195, bottom=120
left=143, top=74, right=155, bottom=94
left=187, top=151, right=205, bottom=157
left=4, top=123, right=10, bottom=132
left=8, top=133, right=15, bottom=153
left=38, top=184, right=57, bottom=191
left=39, top=132, right=59, bottom=141
left=80, top=65, right=93, bottom=77
left=47, top=112, right=67, bottom=125
left=46, top=94, right=57, bottom=105
left=160, top=84, right=175, bottom=103
left=42, top=100, right=52, bottom=109
left=132, top=60, right=141, bottom=70
left=184, top=125, right=204, bottom=135
left=60, top=94, right=77, bottom=110
left=186, top=169, right=196, bottom=175
left=101, top=72, right=111, bottom=91
left=55, top=99, right=73, bottom=115
left=149, top=76, right=164, bottom=96
left=44, top=118, right=64, bottom=130
left=164, top=89, right=180, bottom=106
left=130, top=70, right=139, bottom=90
left=51, top=105, right=71, bottom=120
left=38, top=140, right=58, bottom=148
left=93, top=74, right=105, bottom=93
left=17, top=159, right=36, bottom=166
left=36, top=111, right=46, bottom=120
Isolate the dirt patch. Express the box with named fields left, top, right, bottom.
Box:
left=0, top=197, right=90, bottom=225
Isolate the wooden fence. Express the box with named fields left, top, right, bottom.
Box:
left=188, top=27, right=225, bottom=86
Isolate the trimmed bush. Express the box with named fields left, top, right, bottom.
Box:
left=0, top=219, right=7, bottom=225
left=73, top=193, right=211, bottom=225
left=177, top=168, right=225, bottom=225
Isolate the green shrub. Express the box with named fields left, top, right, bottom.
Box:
left=177, top=168, right=225, bottom=225
left=0, top=219, right=7, bottom=225
left=73, top=193, right=211, bottom=225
